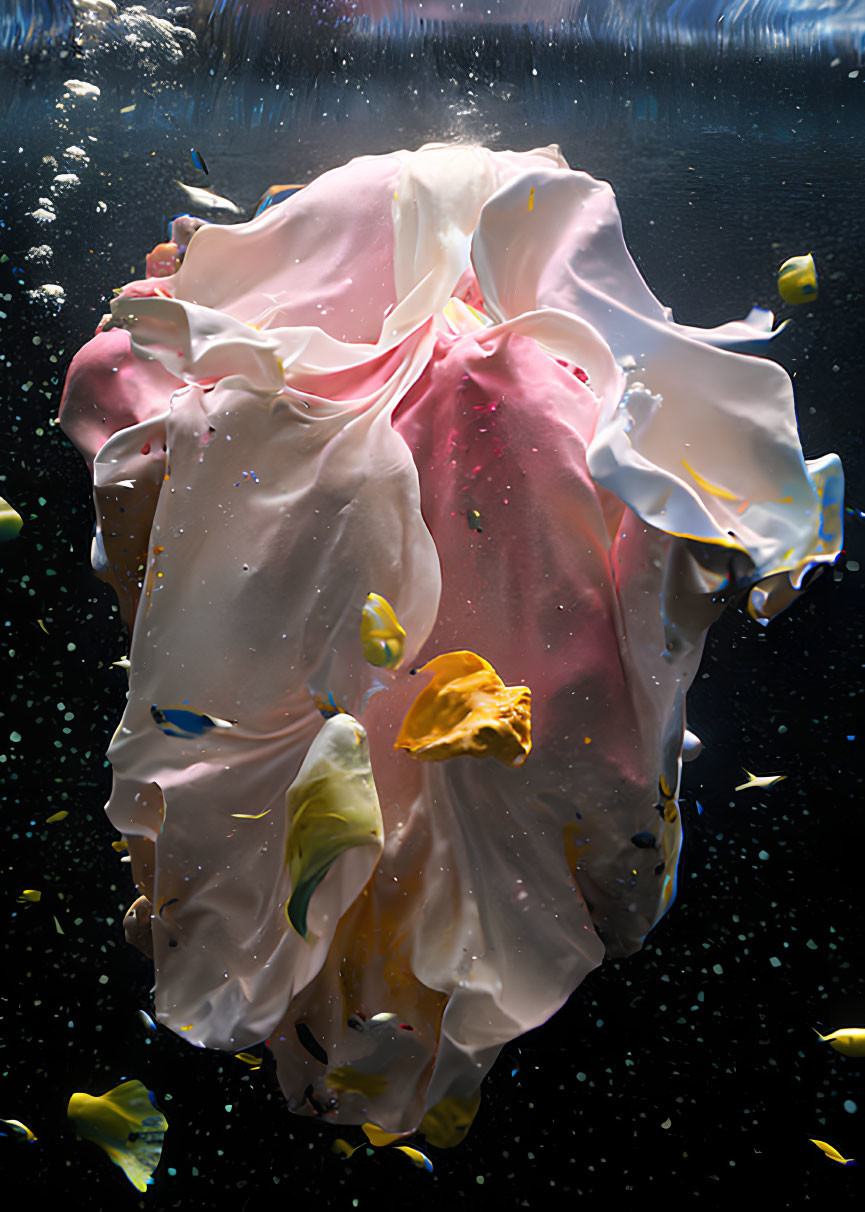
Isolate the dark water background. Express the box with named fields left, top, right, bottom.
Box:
left=1, top=2, right=865, bottom=1207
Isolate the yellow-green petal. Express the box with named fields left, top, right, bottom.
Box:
left=285, top=714, right=384, bottom=939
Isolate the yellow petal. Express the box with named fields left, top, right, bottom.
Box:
left=285, top=714, right=384, bottom=939
left=362, top=1121, right=407, bottom=1147
left=360, top=592, right=406, bottom=669
left=395, top=651, right=531, bottom=766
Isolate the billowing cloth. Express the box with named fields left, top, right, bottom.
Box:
left=59, top=144, right=842, bottom=1138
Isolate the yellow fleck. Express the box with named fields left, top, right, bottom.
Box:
left=231, top=809, right=272, bottom=819
left=37, top=619, right=49, bottom=634
left=17, top=890, right=41, bottom=903
left=528, top=186, right=535, bottom=212
left=681, top=459, right=739, bottom=501
left=46, top=810, right=69, bottom=823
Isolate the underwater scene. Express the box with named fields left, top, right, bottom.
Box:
left=1, top=0, right=865, bottom=1207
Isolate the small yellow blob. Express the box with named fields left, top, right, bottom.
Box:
left=111, top=838, right=128, bottom=853
left=813, top=1027, right=865, bottom=1057
left=528, top=186, right=535, bottom=212
left=778, top=253, right=818, bottom=305
left=810, top=1138, right=855, bottom=1166
left=360, top=592, right=406, bottom=669
left=37, top=619, right=49, bottom=634
left=395, top=650, right=531, bottom=766
left=67, top=1080, right=168, bottom=1193
left=234, top=1051, right=262, bottom=1069
left=419, top=1090, right=481, bottom=1148
left=17, top=890, right=41, bottom=904
left=333, top=1137, right=361, bottom=1159
left=0, top=496, right=23, bottom=542
left=46, top=810, right=69, bottom=823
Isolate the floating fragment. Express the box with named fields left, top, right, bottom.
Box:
left=254, top=183, right=306, bottom=217
left=395, top=651, right=532, bottom=766
left=67, top=1080, right=167, bottom=1193
left=467, top=509, right=483, bottom=533
left=150, top=704, right=236, bottom=739
left=809, top=1138, right=856, bottom=1166
left=285, top=714, right=383, bottom=939
left=62, top=79, right=101, bottom=99
left=0, top=497, right=23, bottom=541
left=333, top=1137, right=361, bottom=1160
left=111, top=657, right=131, bottom=672
left=311, top=690, right=347, bottom=720
left=46, top=811, right=69, bottom=824
left=138, top=1010, right=157, bottom=1032
left=17, top=890, right=41, bottom=904
left=395, top=1145, right=434, bottom=1172
left=37, top=619, right=49, bottom=634
left=174, top=181, right=241, bottom=214
left=734, top=769, right=787, bottom=792
left=778, top=253, right=818, bottom=305
left=28, top=284, right=66, bottom=306
left=369, top=1012, right=397, bottom=1024
left=0, top=1119, right=37, bottom=1142
left=190, top=149, right=209, bottom=175
left=230, top=809, right=271, bottom=819
left=360, top=592, right=406, bottom=669
left=234, top=1051, right=261, bottom=1069
left=813, top=1027, right=865, bottom=1057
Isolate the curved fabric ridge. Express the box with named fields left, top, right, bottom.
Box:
left=57, top=142, right=843, bottom=1139
left=469, top=167, right=843, bottom=597
left=285, top=715, right=384, bottom=940
left=395, top=651, right=532, bottom=765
